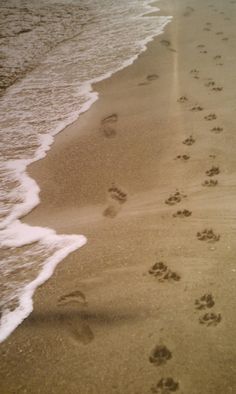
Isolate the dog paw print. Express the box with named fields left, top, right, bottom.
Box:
left=206, top=166, right=220, bottom=177
left=151, top=378, right=179, bottom=393
left=149, top=345, right=172, bottom=366
left=173, top=209, right=192, bottom=218
left=182, top=136, right=195, bottom=146
left=204, top=113, right=217, bottom=121
left=199, top=312, right=222, bottom=327
left=177, top=96, right=188, bottom=103
left=202, top=179, right=218, bottom=187
left=195, top=294, right=215, bottom=310
left=197, top=229, right=220, bottom=242
left=165, top=191, right=186, bottom=205
left=149, top=262, right=180, bottom=282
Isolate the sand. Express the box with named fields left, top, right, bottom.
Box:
left=1, top=0, right=236, bottom=393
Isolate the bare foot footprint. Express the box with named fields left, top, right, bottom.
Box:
left=100, top=114, right=118, bottom=138
left=211, top=127, right=223, bottom=133
left=160, top=39, right=171, bottom=47
left=149, top=345, right=172, bottom=366
left=202, top=179, right=218, bottom=187
left=197, top=229, right=220, bottom=242
left=165, top=191, right=186, bottom=205
left=67, top=319, right=94, bottom=345
left=58, top=290, right=87, bottom=307
left=103, top=184, right=127, bottom=218
left=147, top=74, right=159, bottom=82
left=195, top=294, right=215, bottom=310
left=204, top=113, right=217, bottom=121
left=173, top=209, right=192, bottom=218
left=175, top=155, right=190, bottom=161
left=199, top=312, right=222, bottom=327
left=182, top=135, right=195, bottom=146
left=151, top=378, right=179, bottom=393
left=206, top=165, right=220, bottom=176
left=177, top=96, right=188, bottom=103
left=149, top=262, right=180, bottom=282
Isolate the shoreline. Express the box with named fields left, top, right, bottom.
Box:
left=1, top=0, right=236, bottom=393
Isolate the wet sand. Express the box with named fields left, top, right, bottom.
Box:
left=1, top=0, right=236, bottom=393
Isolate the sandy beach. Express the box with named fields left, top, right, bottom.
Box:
left=1, top=0, right=236, bottom=392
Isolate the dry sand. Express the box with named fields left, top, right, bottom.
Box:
left=1, top=0, right=236, bottom=392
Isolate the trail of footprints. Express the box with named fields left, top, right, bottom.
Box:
left=150, top=17, right=227, bottom=388
left=57, top=9, right=230, bottom=387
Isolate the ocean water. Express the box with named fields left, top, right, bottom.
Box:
left=0, top=0, right=171, bottom=342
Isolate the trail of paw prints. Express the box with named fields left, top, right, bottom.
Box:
left=196, top=228, right=220, bottom=242
left=151, top=378, right=179, bottom=393
left=100, top=113, right=118, bottom=138
left=103, top=184, right=127, bottom=218
left=165, top=190, right=187, bottom=206
left=173, top=209, right=192, bottom=218
left=149, top=261, right=180, bottom=282
left=149, top=345, right=180, bottom=392
left=195, top=294, right=222, bottom=327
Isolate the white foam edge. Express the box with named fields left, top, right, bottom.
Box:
left=0, top=231, right=86, bottom=343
